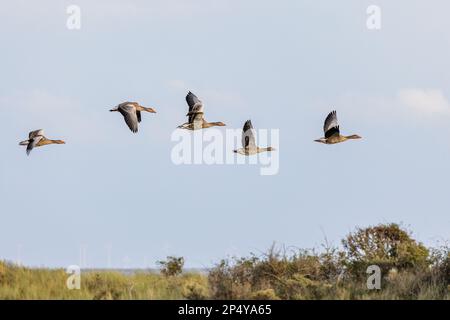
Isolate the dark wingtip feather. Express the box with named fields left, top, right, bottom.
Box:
left=325, top=125, right=340, bottom=139
left=243, top=120, right=253, bottom=132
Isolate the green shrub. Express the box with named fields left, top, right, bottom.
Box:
left=207, top=246, right=340, bottom=300
left=342, top=223, right=429, bottom=277
left=0, top=224, right=448, bottom=300
left=157, top=256, right=184, bottom=277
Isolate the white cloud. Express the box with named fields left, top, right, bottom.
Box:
left=397, top=89, right=450, bottom=115
left=307, top=88, right=450, bottom=135
left=328, top=89, right=450, bottom=125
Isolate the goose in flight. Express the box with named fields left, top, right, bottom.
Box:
left=19, top=129, right=65, bottom=155
left=177, top=91, right=226, bottom=130
left=234, top=120, right=275, bottom=155
left=110, top=102, right=156, bottom=133
left=314, top=111, right=361, bottom=144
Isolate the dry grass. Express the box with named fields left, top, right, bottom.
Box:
left=206, top=224, right=449, bottom=300
left=0, top=263, right=208, bottom=300
left=1, top=223, right=448, bottom=300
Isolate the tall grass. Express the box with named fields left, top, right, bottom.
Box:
left=1, top=223, right=448, bottom=300
left=0, top=262, right=208, bottom=300
left=207, top=224, right=450, bottom=300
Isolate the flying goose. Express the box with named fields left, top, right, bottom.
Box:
left=177, top=91, right=226, bottom=130
left=314, top=110, right=361, bottom=144
left=19, top=129, right=65, bottom=155
left=110, top=102, right=156, bottom=133
left=234, top=120, right=275, bottom=155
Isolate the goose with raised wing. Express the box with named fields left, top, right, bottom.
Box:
left=110, top=102, right=156, bottom=133
left=234, top=120, right=275, bottom=155
left=178, top=91, right=226, bottom=130
left=19, top=129, right=65, bottom=155
left=314, top=110, right=361, bottom=144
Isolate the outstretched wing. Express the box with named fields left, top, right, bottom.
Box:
left=118, top=104, right=139, bottom=133
left=26, top=135, right=43, bottom=155
left=186, top=91, right=204, bottom=123
left=186, top=91, right=203, bottom=112
left=242, top=120, right=256, bottom=149
left=29, top=129, right=44, bottom=139
left=323, top=110, right=340, bottom=138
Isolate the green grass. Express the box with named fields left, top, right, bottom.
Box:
left=0, top=263, right=208, bottom=300
left=1, top=223, right=448, bottom=300
left=0, top=260, right=448, bottom=300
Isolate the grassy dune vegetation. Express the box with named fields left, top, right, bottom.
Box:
left=0, top=223, right=448, bottom=300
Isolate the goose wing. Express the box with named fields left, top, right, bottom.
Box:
left=323, top=110, right=340, bottom=138
left=242, top=120, right=256, bottom=149
left=122, top=102, right=142, bottom=123
left=186, top=91, right=203, bottom=112
left=29, top=129, right=44, bottom=139
left=27, top=135, right=44, bottom=155
left=186, top=91, right=204, bottom=123
left=118, top=103, right=139, bottom=133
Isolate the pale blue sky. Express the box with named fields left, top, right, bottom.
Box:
left=1, top=0, right=449, bottom=268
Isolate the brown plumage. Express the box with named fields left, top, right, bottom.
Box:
left=19, top=129, right=65, bottom=155
left=110, top=102, right=156, bottom=133
left=233, top=120, right=275, bottom=155
left=178, top=91, right=226, bottom=130
left=314, top=110, right=361, bottom=144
